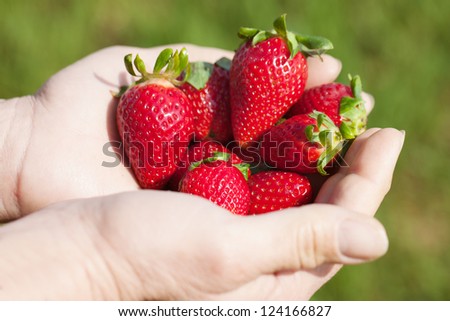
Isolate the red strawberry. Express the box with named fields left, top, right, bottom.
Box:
left=248, top=171, right=312, bottom=214
left=166, top=140, right=247, bottom=191
left=230, top=14, right=333, bottom=147
left=116, top=49, right=194, bottom=189
left=179, top=153, right=251, bottom=215
left=180, top=58, right=233, bottom=143
left=289, top=75, right=367, bottom=139
left=259, top=112, right=345, bottom=175
left=290, top=84, right=351, bottom=125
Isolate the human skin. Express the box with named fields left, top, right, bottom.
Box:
left=0, top=45, right=403, bottom=300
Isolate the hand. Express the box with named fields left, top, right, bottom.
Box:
left=3, top=44, right=360, bottom=219
left=0, top=127, right=404, bottom=300
left=0, top=45, right=231, bottom=218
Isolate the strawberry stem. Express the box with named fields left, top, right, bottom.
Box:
left=237, top=14, right=333, bottom=59
left=233, top=162, right=251, bottom=181
left=188, top=152, right=250, bottom=181
left=296, top=34, right=334, bottom=57
left=134, top=54, right=149, bottom=77
left=273, top=14, right=299, bottom=58
left=215, top=57, right=232, bottom=71
left=307, top=111, right=345, bottom=175
left=185, top=62, right=214, bottom=90
left=205, top=151, right=231, bottom=163
left=185, top=57, right=232, bottom=90
left=339, top=75, right=367, bottom=139
left=122, top=47, right=190, bottom=88
left=238, top=27, right=259, bottom=39
left=153, top=48, right=174, bottom=74
left=124, top=54, right=138, bottom=77
left=350, top=73, right=363, bottom=99
left=273, top=14, right=288, bottom=38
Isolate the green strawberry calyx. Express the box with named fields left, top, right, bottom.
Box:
left=238, top=14, right=333, bottom=59
left=185, top=62, right=214, bottom=90
left=339, top=74, right=367, bottom=140
left=122, top=48, right=190, bottom=90
left=184, top=57, right=231, bottom=90
left=189, top=152, right=250, bottom=180
left=305, top=111, right=345, bottom=175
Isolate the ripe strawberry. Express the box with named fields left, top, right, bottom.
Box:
left=179, top=153, right=251, bottom=215
left=116, top=48, right=194, bottom=189
left=180, top=58, right=233, bottom=143
left=230, top=14, right=333, bottom=146
left=166, top=140, right=247, bottom=191
left=259, top=112, right=345, bottom=175
left=289, top=75, right=367, bottom=139
left=248, top=171, right=312, bottom=214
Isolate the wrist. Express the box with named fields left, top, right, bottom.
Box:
left=0, top=96, right=34, bottom=221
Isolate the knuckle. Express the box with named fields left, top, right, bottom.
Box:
left=293, top=216, right=338, bottom=269
left=294, top=222, right=321, bottom=269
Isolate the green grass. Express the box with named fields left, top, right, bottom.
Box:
left=1, top=0, right=449, bottom=300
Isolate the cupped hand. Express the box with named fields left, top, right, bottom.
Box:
left=1, top=127, right=402, bottom=300
left=14, top=45, right=233, bottom=216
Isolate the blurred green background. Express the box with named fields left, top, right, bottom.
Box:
left=1, top=0, right=449, bottom=300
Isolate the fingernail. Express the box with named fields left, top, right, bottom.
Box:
left=338, top=219, right=389, bottom=261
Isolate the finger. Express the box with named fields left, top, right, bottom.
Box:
left=338, top=127, right=382, bottom=167
left=317, top=128, right=405, bottom=215
left=69, top=44, right=234, bottom=90
left=305, top=54, right=342, bottom=89
left=127, top=43, right=234, bottom=62
left=224, top=204, right=389, bottom=276
left=97, top=44, right=233, bottom=66
left=170, top=43, right=234, bottom=62
left=308, top=128, right=382, bottom=197
left=219, top=271, right=304, bottom=300
left=219, top=263, right=340, bottom=300
left=342, top=128, right=405, bottom=190
left=313, top=128, right=382, bottom=203
left=362, top=92, right=375, bottom=115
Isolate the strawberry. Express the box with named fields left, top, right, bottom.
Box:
left=289, top=75, right=367, bottom=139
left=166, top=140, right=247, bottom=191
left=259, top=112, right=345, bottom=175
left=179, top=153, right=251, bottom=215
left=230, top=14, right=333, bottom=147
left=248, top=171, right=312, bottom=214
left=116, top=48, right=194, bottom=189
left=180, top=58, right=233, bottom=143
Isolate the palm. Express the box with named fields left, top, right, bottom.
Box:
left=19, top=48, right=134, bottom=213
left=18, top=45, right=238, bottom=214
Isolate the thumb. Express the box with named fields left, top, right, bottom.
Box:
left=226, top=204, right=389, bottom=274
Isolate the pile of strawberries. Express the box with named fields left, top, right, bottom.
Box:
left=115, top=14, right=367, bottom=215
